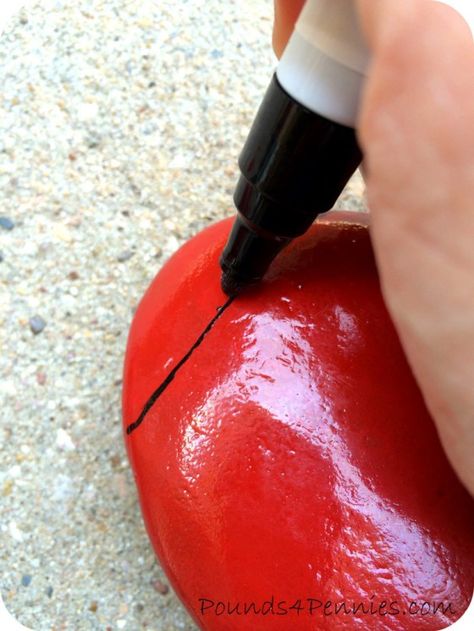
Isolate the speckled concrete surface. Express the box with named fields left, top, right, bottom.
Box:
left=0, top=1, right=366, bottom=629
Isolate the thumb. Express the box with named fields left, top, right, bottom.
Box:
left=356, top=0, right=474, bottom=494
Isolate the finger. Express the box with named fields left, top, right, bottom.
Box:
left=356, top=0, right=474, bottom=493
left=273, top=0, right=305, bottom=58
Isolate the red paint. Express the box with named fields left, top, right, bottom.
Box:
left=123, top=213, right=474, bottom=630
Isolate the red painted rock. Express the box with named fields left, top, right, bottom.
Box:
left=122, top=213, right=474, bottom=630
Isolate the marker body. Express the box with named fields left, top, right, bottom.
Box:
left=220, top=0, right=369, bottom=295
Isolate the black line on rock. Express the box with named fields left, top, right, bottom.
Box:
left=126, top=295, right=235, bottom=435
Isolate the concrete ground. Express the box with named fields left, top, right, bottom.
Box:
left=0, top=1, right=366, bottom=629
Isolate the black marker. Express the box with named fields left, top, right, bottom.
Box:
left=220, top=0, right=369, bottom=296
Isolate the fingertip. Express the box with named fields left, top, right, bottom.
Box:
left=272, top=0, right=305, bottom=58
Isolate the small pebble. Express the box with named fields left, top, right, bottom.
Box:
left=46, top=586, right=53, bottom=598
left=9, top=521, right=24, bottom=542
left=21, top=574, right=32, bottom=587
left=89, top=601, right=98, bottom=613
left=152, top=579, right=169, bottom=595
left=86, top=135, right=101, bottom=149
left=67, top=271, right=80, bottom=280
left=56, top=428, right=76, bottom=451
left=110, top=454, right=122, bottom=469
left=117, top=250, right=135, bottom=262
left=29, top=315, right=47, bottom=335
left=0, top=251, right=3, bottom=262
left=36, top=371, right=47, bottom=385
left=0, top=216, right=15, bottom=231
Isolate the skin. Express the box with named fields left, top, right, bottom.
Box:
left=274, top=0, right=474, bottom=496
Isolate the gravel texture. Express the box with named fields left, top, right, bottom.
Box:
left=0, top=1, right=366, bottom=629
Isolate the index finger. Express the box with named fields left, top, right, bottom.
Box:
left=273, top=0, right=305, bottom=58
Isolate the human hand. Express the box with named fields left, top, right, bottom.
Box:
left=273, top=0, right=474, bottom=496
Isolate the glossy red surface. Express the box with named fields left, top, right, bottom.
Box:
left=123, top=213, right=474, bottom=631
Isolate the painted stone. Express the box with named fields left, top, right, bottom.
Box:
left=123, top=213, right=474, bottom=630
